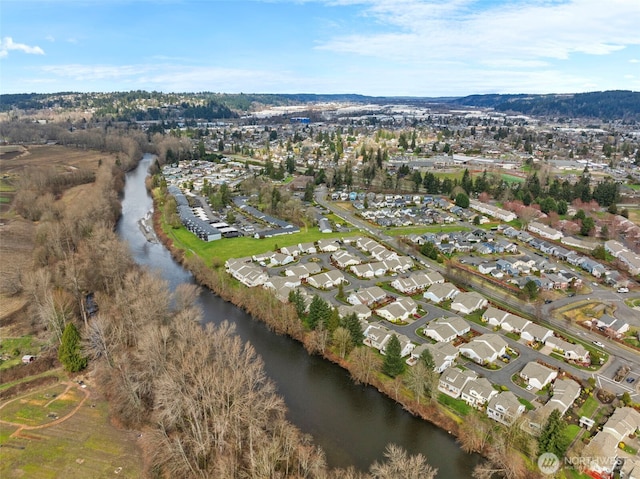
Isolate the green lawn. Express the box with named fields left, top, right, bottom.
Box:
left=386, top=225, right=470, bottom=236
left=518, top=398, right=535, bottom=411
left=500, top=174, right=525, bottom=184
left=577, top=396, right=600, bottom=418
left=438, top=393, right=471, bottom=416
left=562, top=424, right=582, bottom=445
left=165, top=223, right=360, bottom=263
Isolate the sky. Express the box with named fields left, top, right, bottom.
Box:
left=1, top=0, right=639, bottom=97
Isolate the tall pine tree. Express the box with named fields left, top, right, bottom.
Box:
left=382, top=335, right=405, bottom=377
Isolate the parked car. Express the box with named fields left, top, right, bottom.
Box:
left=618, top=287, right=629, bottom=293
left=626, top=377, right=636, bottom=384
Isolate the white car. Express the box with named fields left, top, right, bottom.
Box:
left=617, top=287, right=629, bottom=293
left=592, top=341, right=605, bottom=348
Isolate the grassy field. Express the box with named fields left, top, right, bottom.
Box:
left=165, top=222, right=360, bottom=263
left=0, top=336, right=43, bottom=371
left=0, top=384, right=143, bottom=479
left=0, top=384, right=79, bottom=427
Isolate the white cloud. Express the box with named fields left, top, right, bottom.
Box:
left=630, top=59, right=639, bottom=63
left=0, top=37, right=45, bottom=58
left=40, top=64, right=153, bottom=80
left=316, top=0, right=640, bottom=65
left=45, top=35, right=55, bottom=43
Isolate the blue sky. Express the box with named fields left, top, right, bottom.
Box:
left=1, top=0, right=639, bottom=96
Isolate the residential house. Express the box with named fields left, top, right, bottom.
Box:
left=383, top=256, right=414, bottom=273
left=469, top=200, right=517, bottom=222
left=227, top=262, right=268, bottom=287
left=459, top=334, right=507, bottom=364
left=284, top=262, right=321, bottom=279
left=337, top=303, right=372, bottom=321
left=347, top=286, right=388, bottom=306
left=318, top=218, right=332, bottom=233
left=263, top=276, right=301, bottom=291
left=545, top=378, right=581, bottom=416
left=496, top=259, right=519, bottom=276
left=423, top=282, right=460, bottom=303
left=487, top=391, right=526, bottom=425
left=519, top=362, right=557, bottom=390
left=298, top=242, right=317, bottom=255
left=270, top=252, right=295, bottom=266
left=317, top=238, right=340, bottom=252
left=351, top=262, right=387, bottom=279
left=280, top=245, right=301, bottom=257
left=423, top=316, right=470, bottom=343
left=478, top=262, right=498, bottom=275
left=376, top=297, right=418, bottom=322
left=619, top=250, right=640, bottom=276
left=380, top=333, right=415, bottom=357
left=596, top=314, right=630, bottom=336
left=363, top=323, right=391, bottom=351
left=451, top=291, right=488, bottom=315
left=580, top=259, right=606, bottom=278
left=604, top=239, right=627, bottom=258
left=331, top=250, right=362, bottom=269
left=306, top=270, right=346, bottom=289
left=521, top=322, right=554, bottom=343
left=528, top=222, right=563, bottom=241
left=356, top=237, right=380, bottom=253
left=461, top=377, right=498, bottom=408
left=545, top=336, right=590, bottom=363
left=502, top=315, right=530, bottom=334
left=482, top=307, right=530, bottom=333
left=370, top=244, right=398, bottom=262
left=439, top=366, right=478, bottom=399
left=410, top=342, right=459, bottom=373
left=583, top=407, right=640, bottom=475
left=391, top=270, right=444, bottom=294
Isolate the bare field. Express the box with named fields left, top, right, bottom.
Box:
left=0, top=145, right=112, bottom=178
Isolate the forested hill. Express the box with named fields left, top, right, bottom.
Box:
left=449, top=90, right=640, bottom=121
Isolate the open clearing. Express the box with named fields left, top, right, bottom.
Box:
left=0, top=380, right=143, bottom=479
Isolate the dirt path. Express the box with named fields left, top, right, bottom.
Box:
left=0, top=381, right=90, bottom=438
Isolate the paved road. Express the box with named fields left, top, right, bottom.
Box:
left=314, top=186, right=640, bottom=399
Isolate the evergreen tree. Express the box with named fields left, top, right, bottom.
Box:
left=419, top=348, right=435, bottom=371
left=382, top=334, right=405, bottom=377
left=58, top=322, right=87, bottom=373
left=538, top=409, right=569, bottom=457
left=307, top=295, right=331, bottom=330
left=288, top=289, right=306, bottom=319
left=341, top=313, right=364, bottom=346
left=455, top=192, right=470, bottom=208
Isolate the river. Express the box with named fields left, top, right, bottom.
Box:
left=116, top=154, right=478, bottom=475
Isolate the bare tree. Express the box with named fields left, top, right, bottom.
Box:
left=404, top=362, right=429, bottom=404
left=457, top=410, right=493, bottom=454
left=349, top=347, right=379, bottom=385
left=333, top=326, right=353, bottom=359
left=369, top=444, right=437, bottom=479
